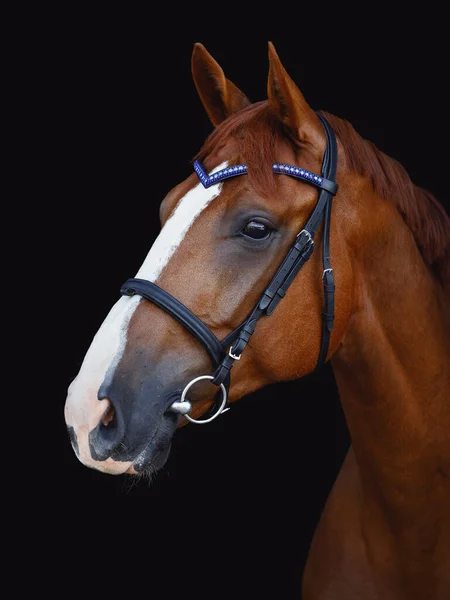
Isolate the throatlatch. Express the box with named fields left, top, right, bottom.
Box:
left=121, top=112, right=338, bottom=424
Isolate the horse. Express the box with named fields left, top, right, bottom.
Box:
left=64, top=42, right=450, bottom=599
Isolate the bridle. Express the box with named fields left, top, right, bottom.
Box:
left=120, top=112, right=338, bottom=424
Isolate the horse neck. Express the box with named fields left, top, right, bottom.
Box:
left=331, top=183, right=450, bottom=508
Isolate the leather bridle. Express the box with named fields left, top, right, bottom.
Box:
left=120, top=113, right=338, bottom=423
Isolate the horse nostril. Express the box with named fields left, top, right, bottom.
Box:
left=88, top=398, right=124, bottom=461
left=101, top=403, right=115, bottom=427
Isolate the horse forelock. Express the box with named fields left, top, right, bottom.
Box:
left=195, top=101, right=289, bottom=197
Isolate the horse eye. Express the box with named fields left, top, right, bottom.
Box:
left=242, top=220, right=271, bottom=240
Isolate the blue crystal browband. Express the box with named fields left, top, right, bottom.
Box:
left=272, top=163, right=324, bottom=186
left=193, top=160, right=329, bottom=190
left=193, top=161, right=248, bottom=188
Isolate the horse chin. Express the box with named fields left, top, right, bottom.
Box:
left=125, top=413, right=177, bottom=478
left=126, top=443, right=172, bottom=478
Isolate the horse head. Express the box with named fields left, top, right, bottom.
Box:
left=64, top=43, right=355, bottom=476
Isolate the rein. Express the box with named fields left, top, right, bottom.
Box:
left=121, top=113, right=338, bottom=423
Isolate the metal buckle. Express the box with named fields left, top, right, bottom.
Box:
left=297, top=229, right=313, bottom=243
left=171, top=375, right=228, bottom=425
left=322, top=268, right=333, bottom=279
left=228, top=346, right=241, bottom=361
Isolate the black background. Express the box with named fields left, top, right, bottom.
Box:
left=34, top=12, right=448, bottom=599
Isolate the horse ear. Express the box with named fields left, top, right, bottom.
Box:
left=267, top=42, right=324, bottom=147
left=192, top=43, right=251, bottom=126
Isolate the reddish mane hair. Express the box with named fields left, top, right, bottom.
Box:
left=322, top=112, right=450, bottom=276
left=196, top=102, right=450, bottom=285
left=196, top=102, right=285, bottom=196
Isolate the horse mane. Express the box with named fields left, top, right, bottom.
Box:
left=195, top=102, right=450, bottom=286
left=321, top=112, right=450, bottom=286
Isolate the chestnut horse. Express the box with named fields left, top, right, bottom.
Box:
left=64, top=43, right=450, bottom=599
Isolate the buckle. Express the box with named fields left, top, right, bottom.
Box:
left=228, top=346, right=242, bottom=361
left=297, top=229, right=313, bottom=243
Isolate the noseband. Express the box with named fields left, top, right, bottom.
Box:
left=121, top=113, right=338, bottom=424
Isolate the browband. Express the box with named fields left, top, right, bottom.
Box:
left=193, top=159, right=337, bottom=195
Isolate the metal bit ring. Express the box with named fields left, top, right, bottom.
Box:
left=179, top=375, right=227, bottom=424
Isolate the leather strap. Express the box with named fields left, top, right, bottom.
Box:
left=258, top=230, right=315, bottom=316
left=314, top=113, right=338, bottom=370
left=120, top=279, right=226, bottom=366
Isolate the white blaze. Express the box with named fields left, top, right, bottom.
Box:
left=66, top=162, right=228, bottom=428
left=136, top=162, right=227, bottom=281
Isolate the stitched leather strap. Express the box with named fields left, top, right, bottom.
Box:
left=314, top=113, right=338, bottom=371
left=121, top=279, right=226, bottom=366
